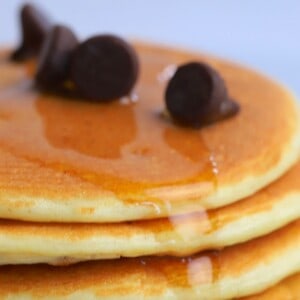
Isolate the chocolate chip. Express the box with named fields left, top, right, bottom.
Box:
left=10, top=3, right=52, bottom=62
left=35, top=25, right=79, bottom=91
left=70, top=35, right=139, bottom=101
left=165, top=62, right=239, bottom=128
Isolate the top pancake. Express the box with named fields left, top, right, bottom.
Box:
left=0, top=42, right=299, bottom=222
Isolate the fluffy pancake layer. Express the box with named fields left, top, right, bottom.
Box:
left=0, top=161, right=299, bottom=264
left=0, top=221, right=299, bottom=299
left=241, top=273, right=300, bottom=299
left=0, top=43, right=299, bottom=222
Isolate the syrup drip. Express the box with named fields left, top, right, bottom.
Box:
left=135, top=251, right=221, bottom=295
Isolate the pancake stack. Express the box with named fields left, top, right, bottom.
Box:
left=1, top=6, right=300, bottom=299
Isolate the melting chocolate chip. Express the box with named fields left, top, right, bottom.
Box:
left=10, top=3, right=52, bottom=62
left=165, top=62, right=239, bottom=128
left=70, top=35, right=139, bottom=101
left=35, top=25, right=79, bottom=91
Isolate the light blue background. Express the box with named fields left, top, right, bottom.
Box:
left=0, top=0, right=299, bottom=98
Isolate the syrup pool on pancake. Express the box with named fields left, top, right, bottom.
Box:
left=0, top=49, right=217, bottom=208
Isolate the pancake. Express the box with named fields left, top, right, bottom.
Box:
left=0, top=220, right=299, bottom=299
left=0, top=43, right=299, bottom=223
left=0, top=160, right=299, bottom=264
left=241, top=273, right=300, bottom=299
left=0, top=57, right=27, bottom=89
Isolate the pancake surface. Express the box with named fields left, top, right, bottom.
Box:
left=0, top=43, right=299, bottom=222
left=0, top=221, right=300, bottom=299
left=0, top=160, right=299, bottom=264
